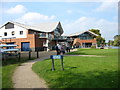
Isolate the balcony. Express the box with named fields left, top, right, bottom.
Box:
left=39, top=35, right=48, bottom=38
left=53, top=36, right=67, bottom=40
left=67, top=38, right=74, bottom=42
left=39, top=33, right=48, bottom=38
left=39, top=33, right=54, bottom=39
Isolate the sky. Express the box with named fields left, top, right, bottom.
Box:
left=0, top=0, right=119, bottom=42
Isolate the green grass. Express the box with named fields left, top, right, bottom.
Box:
left=2, top=64, right=18, bottom=88
left=32, top=49, right=118, bottom=88
left=2, top=57, right=36, bottom=88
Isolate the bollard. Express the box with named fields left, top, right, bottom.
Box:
left=37, top=51, right=39, bottom=58
left=18, top=52, right=21, bottom=62
left=29, top=51, right=31, bottom=59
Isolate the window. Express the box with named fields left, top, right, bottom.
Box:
left=79, top=32, right=93, bottom=40
left=39, top=33, right=46, bottom=37
left=12, top=31, right=15, bottom=35
left=5, top=23, right=14, bottom=29
left=4, top=32, right=7, bottom=36
left=54, top=28, right=60, bottom=38
left=20, top=31, right=23, bottom=35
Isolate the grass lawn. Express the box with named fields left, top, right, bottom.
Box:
left=2, top=57, right=35, bottom=88
left=2, top=64, right=18, bottom=88
left=32, top=49, right=119, bottom=88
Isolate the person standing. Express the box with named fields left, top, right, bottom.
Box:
left=66, top=44, right=70, bottom=53
left=55, top=44, right=61, bottom=55
left=61, top=44, right=66, bottom=55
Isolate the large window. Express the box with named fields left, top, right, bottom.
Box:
left=78, top=32, right=93, bottom=40
left=54, top=28, right=60, bottom=38
left=48, top=33, right=52, bottom=38
left=4, top=32, right=7, bottom=36
left=5, top=23, right=14, bottom=29
left=39, top=33, right=46, bottom=37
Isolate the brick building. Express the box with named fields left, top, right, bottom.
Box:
left=0, top=21, right=65, bottom=51
left=67, top=30, right=98, bottom=48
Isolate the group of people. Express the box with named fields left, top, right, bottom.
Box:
left=55, top=43, right=70, bottom=55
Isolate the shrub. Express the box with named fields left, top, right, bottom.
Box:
left=91, top=45, right=96, bottom=48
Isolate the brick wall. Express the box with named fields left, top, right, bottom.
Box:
left=73, top=38, right=97, bottom=46
left=0, top=33, right=36, bottom=49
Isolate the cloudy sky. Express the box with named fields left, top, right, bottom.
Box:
left=0, top=0, right=118, bottom=42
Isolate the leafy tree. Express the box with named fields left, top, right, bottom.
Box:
left=89, top=29, right=105, bottom=47
left=89, top=29, right=101, bottom=36
left=96, top=36, right=105, bottom=47
left=108, top=40, right=114, bottom=46
left=114, top=35, right=120, bottom=46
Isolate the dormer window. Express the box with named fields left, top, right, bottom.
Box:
left=12, top=31, right=15, bottom=35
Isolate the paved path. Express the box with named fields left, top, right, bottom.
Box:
left=12, top=51, right=56, bottom=88
left=12, top=49, right=77, bottom=88
left=12, top=58, right=49, bottom=88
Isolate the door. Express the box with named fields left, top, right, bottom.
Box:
left=21, top=42, right=30, bottom=51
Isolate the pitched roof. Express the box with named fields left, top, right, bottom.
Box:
left=68, top=30, right=99, bottom=37
left=0, top=21, right=63, bottom=33
left=0, top=21, right=39, bottom=30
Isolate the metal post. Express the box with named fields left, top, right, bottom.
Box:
left=29, top=51, right=31, bottom=59
left=61, top=58, right=64, bottom=71
left=52, top=59, right=55, bottom=71
left=18, top=52, right=21, bottom=62
left=37, top=51, right=39, bottom=58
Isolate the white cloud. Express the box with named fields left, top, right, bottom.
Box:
left=63, top=16, right=118, bottom=42
left=6, top=5, right=27, bottom=14
left=95, top=1, right=117, bottom=12
left=16, top=12, right=55, bottom=24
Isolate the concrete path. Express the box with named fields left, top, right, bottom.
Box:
left=12, top=58, right=48, bottom=88
left=12, top=49, right=78, bottom=88
left=12, top=51, right=56, bottom=88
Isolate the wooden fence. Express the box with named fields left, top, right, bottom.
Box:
left=1, top=51, right=56, bottom=61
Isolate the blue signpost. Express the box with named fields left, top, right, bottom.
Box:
left=50, top=55, right=64, bottom=71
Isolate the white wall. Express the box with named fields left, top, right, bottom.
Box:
left=0, top=24, right=27, bottom=39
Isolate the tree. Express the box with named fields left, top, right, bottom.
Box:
left=96, top=36, right=105, bottom=47
left=89, top=29, right=101, bottom=36
left=89, top=29, right=105, bottom=47
left=108, top=40, right=114, bottom=46
left=114, top=35, right=120, bottom=46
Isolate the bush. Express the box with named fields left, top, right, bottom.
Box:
left=91, top=45, right=96, bottom=48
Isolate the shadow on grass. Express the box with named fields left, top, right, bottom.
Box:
left=49, top=70, right=119, bottom=88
